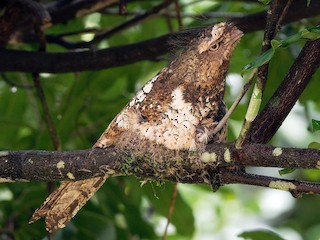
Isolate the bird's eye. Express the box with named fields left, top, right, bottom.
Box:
left=209, top=43, right=220, bottom=51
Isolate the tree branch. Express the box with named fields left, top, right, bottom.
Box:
left=3, top=0, right=117, bottom=46
left=0, top=143, right=319, bottom=184
left=46, top=0, right=175, bottom=49
left=231, top=0, right=320, bottom=33
left=102, top=9, right=246, bottom=19
left=220, top=170, right=320, bottom=195
left=0, top=34, right=172, bottom=73
left=45, top=0, right=118, bottom=25
left=257, top=0, right=285, bottom=89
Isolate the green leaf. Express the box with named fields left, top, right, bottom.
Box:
left=312, top=119, right=320, bottom=132
left=241, top=48, right=274, bottom=74
left=301, top=26, right=320, bottom=40
left=239, top=229, right=285, bottom=240
left=279, top=168, right=295, bottom=175
left=242, top=26, right=320, bottom=74
left=241, top=39, right=281, bottom=74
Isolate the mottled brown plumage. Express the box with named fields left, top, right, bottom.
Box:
left=29, top=22, right=243, bottom=232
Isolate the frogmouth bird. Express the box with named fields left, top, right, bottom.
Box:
left=29, top=22, right=243, bottom=232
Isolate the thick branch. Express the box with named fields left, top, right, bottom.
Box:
left=0, top=0, right=319, bottom=73
left=0, top=34, right=172, bottom=73
left=0, top=143, right=320, bottom=183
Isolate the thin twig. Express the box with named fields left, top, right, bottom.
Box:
left=256, top=0, right=292, bottom=89
left=31, top=5, right=60, bottom=150
left=47, top=0, right=175, bottom=49
left=235, top=70, right=259, bottom=147
left=213, top=69, right=257, bottom=136
left=102, top=9, right=245, bottom=19
left=256, top=0, right=292, bottom=92
left=28, top=4, right=59, bottom=238
left=173, top=0, right=183, bottom=30
left=82, top=0, right=174, bottom=43
left=0, top=73, right=33, bottom=89
left=275, top=0, right=293, bottom=33
left=162, top=183, right=178, bottom=240
left=48, top=28, right=100, bottom=38
left=32, top=79, right=61, bottom=149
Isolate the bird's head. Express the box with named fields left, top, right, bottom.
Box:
left=196, top=22, right=243, bottom=61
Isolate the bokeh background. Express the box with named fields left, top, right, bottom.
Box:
left=0, top=1, right=320, bottom=239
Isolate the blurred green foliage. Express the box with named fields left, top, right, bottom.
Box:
left=0, top=1, right=320, bottom=239
left=239, top=229, right=285, bottom=240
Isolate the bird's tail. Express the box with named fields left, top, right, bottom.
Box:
left=29, top=176, right=107, bottom=232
